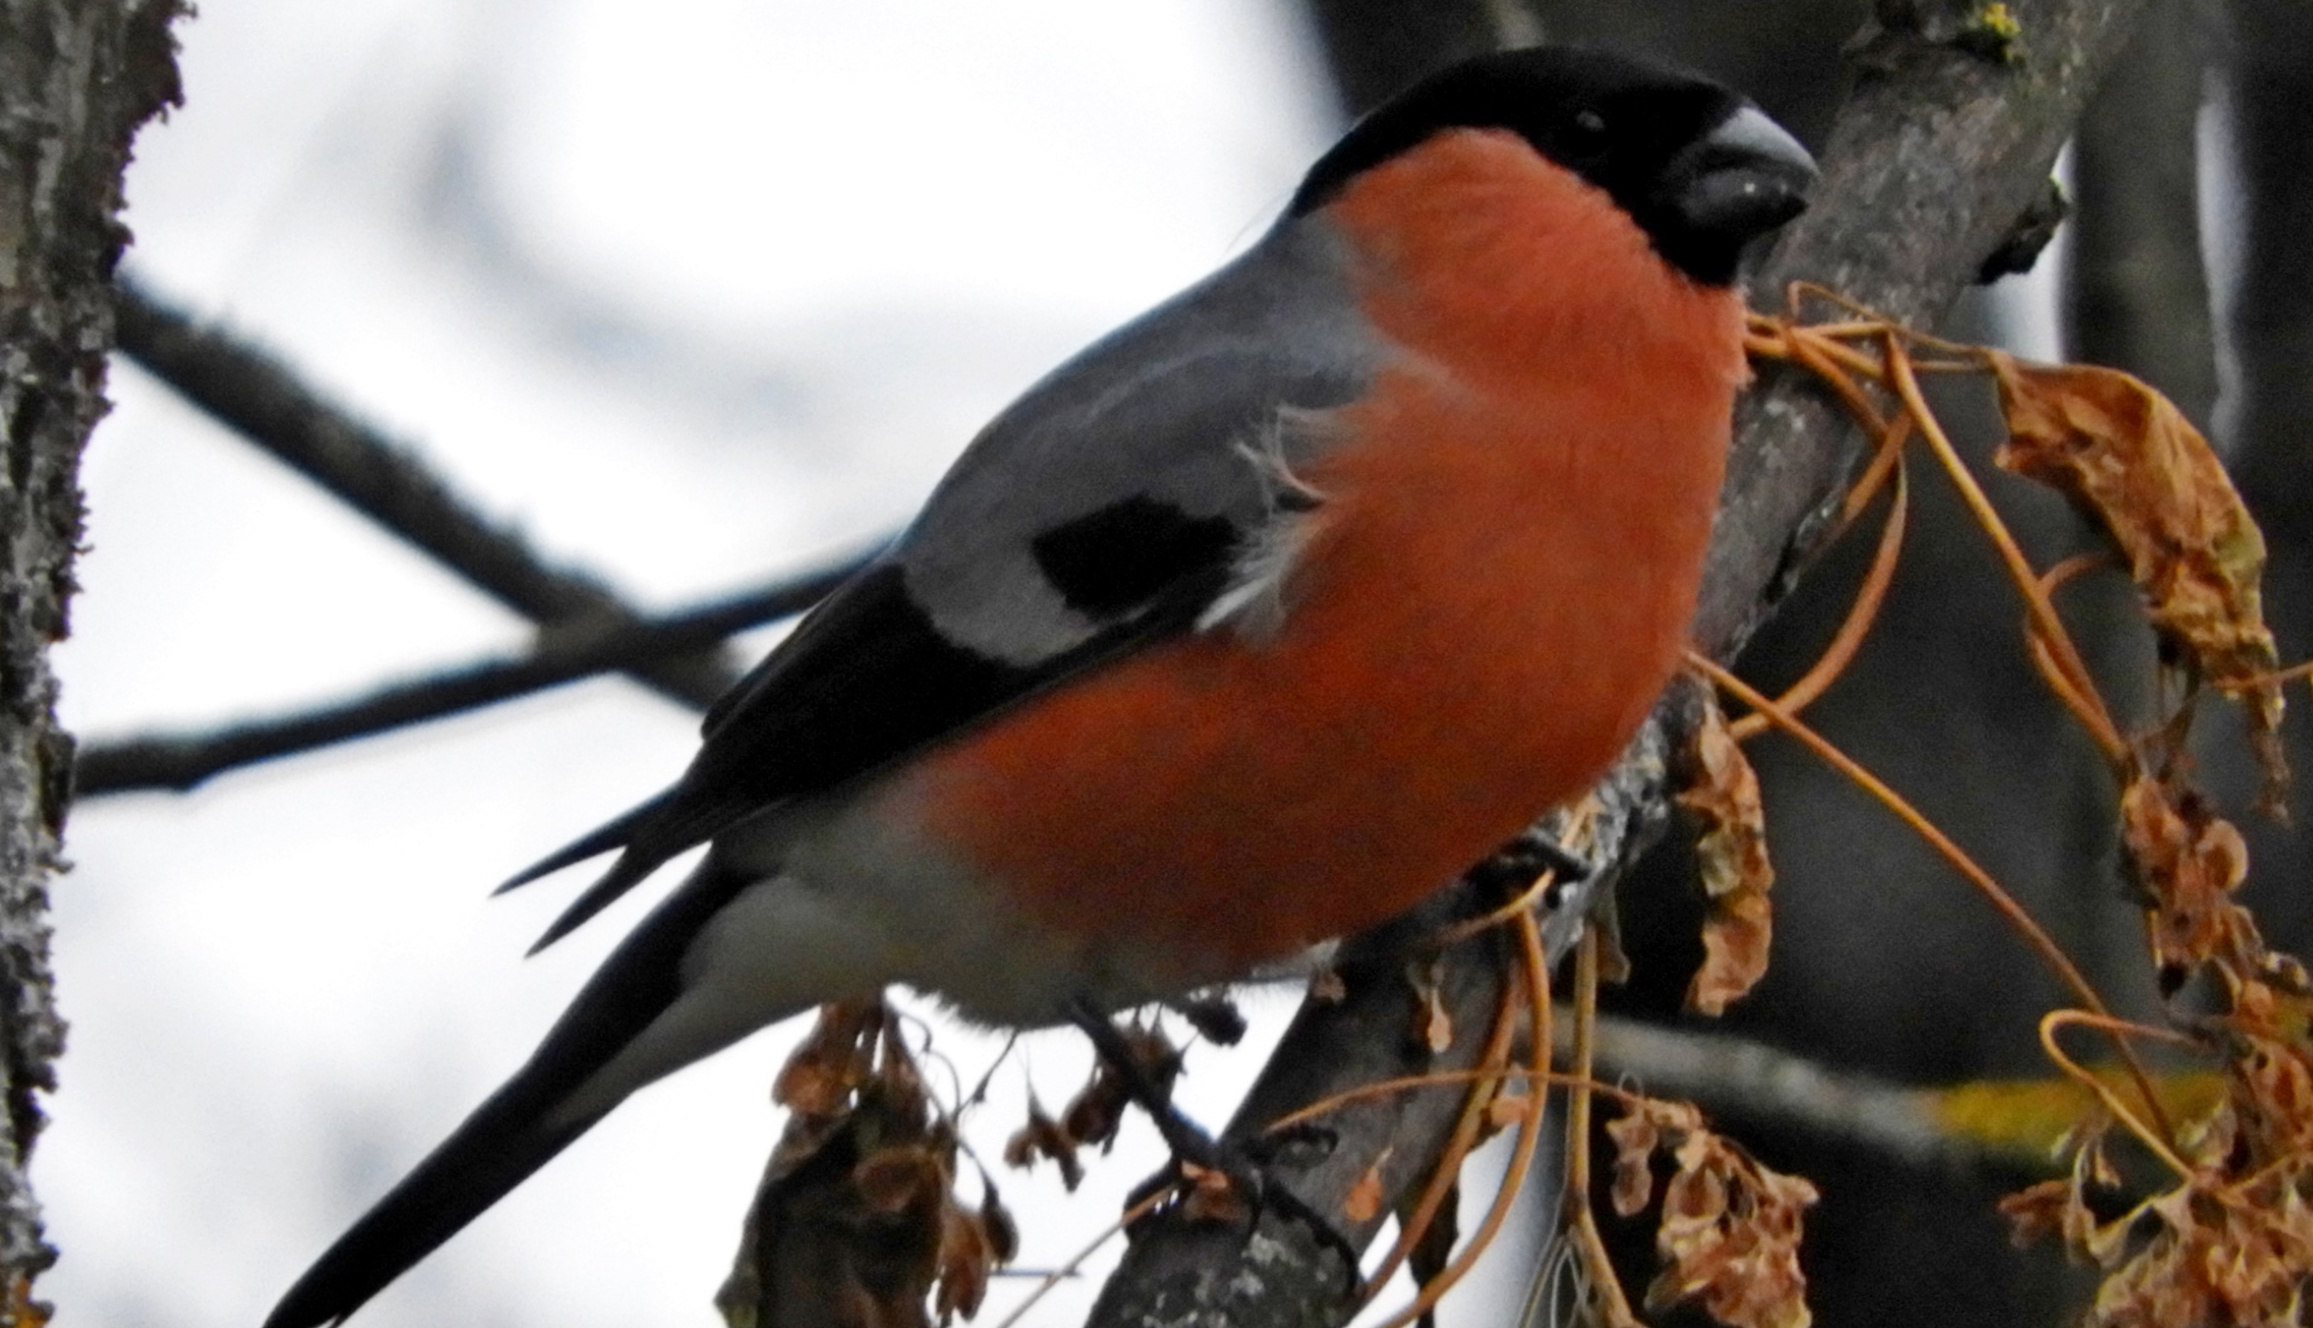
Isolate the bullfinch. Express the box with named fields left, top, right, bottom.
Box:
left=264, top=45, right=1815, bottom=1327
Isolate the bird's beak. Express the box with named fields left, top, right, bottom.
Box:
left=1662, top=104, right=1818, bottom=244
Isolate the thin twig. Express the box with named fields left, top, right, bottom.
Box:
left=1369, top=904, right=1555, bottom=1328
left=992, top=1187, right=1173, bottom=1328
left=73, top=552, right=869, bottom=796
left=1565, top=928, right=1645, bottom=1328
left=111, top=275, right=742, bottom=709
left=1582, top=1016, right=2020, bottom=1177
left=1728, top=454, right=1909, bottom=743
left=1359, top=932, right=1523, bottom=1303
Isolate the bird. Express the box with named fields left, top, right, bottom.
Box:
left=264, top=45, right=1815, bottom=1327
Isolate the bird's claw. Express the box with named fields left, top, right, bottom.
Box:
left=1069, top=998, right=1362, bottom=1290
left=1122, top=1135, right=1365, bottom=1294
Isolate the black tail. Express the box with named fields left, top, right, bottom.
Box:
left=267, top=858, right=762, bottom=1326
left=261, top=1073, right=602, bottom=1328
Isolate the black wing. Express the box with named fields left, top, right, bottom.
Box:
left=501, top=218, right=1379, bottom=946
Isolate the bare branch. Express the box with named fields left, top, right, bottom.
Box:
left=72, top=550, right=872, bottom=797
left=110, top=278, right=742, bottom=710
left=1583, top=1015, right=2031, bottom=1181
left=1084, top=2, right=2155, bottom=1324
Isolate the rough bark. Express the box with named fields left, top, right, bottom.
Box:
left=1083, top=2, right=2155, bottom=1325
left=0, top=0, right=183, bottom=1315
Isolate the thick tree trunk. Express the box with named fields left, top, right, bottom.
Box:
left=0, top=0, right=182, bottom=1316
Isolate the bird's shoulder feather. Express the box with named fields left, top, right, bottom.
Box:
left=511, top=216, right=1384, bottom=946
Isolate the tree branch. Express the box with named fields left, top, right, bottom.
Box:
left=1582, top=1015, right=2033, bottom=1182
left=110, top=278, right=742, bottom=710
left=72, top=551, right=871, bottom=797
left=0, top=0, right=184, bottom=1310
left=1083, top=3, right=2153, bottom=1324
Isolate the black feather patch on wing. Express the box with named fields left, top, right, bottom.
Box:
left=524, top=544, right=1237, bottom=951
left=1031, top=498, right=1237, bottom=618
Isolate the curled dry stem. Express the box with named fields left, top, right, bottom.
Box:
left=1565, top=926, right=1647, bottom=1328
left=2037, top=1010, right=2201, bottom=1181
left=1367, top=906, right=1556, bottom=1328
left=1687, top=653, right=2175, bottom=1146
left=2021, top=556, right=2125, bottom=753
left=1439, top=866, right=1558, bottom=945
left=1881, top=340, right=2132, bottom=765
left=1358, top=918, right=1524, bottom=1302
left=1728, top=451, right=1910, bottom=744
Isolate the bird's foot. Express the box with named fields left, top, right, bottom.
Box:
left=1528, top=835, right=1595, bottom=886
left=1068, top=1000, right=1363, bottom=1291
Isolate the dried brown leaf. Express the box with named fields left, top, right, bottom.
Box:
left=2089, top=1175, right=2313, bottom=1327
left=1060, top=1024, right=1180, bottom=1154
left=1408, top=959, right=1454, bottom=1052
left=1178, top=1160, right=1252, bottom=1226
left=854, top=1146, right=948, bottom=1218
left=1999, top=1179, right=2078, bottom=1250
left=1605, top=1097, right=1703, bottom=1218
left=1344, top=1150, right=1392, bottom=1225
left=978, top=1184, right=1018, bottom=1266
left=1486, top=1089, right=1538, bottom=1133
left=1679, top=702, right=1776, bottom=1016
left=2119, top=776, right=2254, bottom=982
left=728, top=995, right=1025, bottom=1327
left=2008, top=1067, right=2313, bottom=1328
left=773, top=1000, right=884, bottom=1120
left=2231, top=1032, right=2313, bottom=1161
left=933, top=1202, right=993, bottom=1323
left=1309, top=966, right=1348, bottom=1004
left=1645, top=1129, right=1819, bottom=1328
left=1001, top=1099, right=1084, bottom=1191
left=1987, top=353, right=2288, bottom=804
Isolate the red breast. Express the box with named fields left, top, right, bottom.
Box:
left=902, top=128, right=1746, bottom=974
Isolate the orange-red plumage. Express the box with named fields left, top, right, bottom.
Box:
left=265, top=52, right=1817, bottom=1328
left=909, top=129, right=1746, bottom=971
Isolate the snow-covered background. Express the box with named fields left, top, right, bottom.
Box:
left=37, top=3, right=1583, bottom=1326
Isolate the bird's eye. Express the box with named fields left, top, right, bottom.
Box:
left=1573, top=109, right=1607, bottom=138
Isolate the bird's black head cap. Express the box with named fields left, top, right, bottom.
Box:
left=1290, top=46, right=1815, bottom=287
